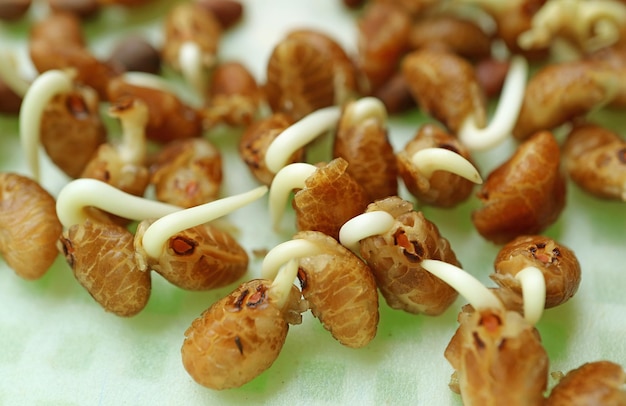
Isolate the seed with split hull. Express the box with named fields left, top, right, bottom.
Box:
left=472, top=131, right=566, bottom=244
left=355, top=2, right=412, bottom=93
left=359, top=196, right=460, bottom=315
left=58, top=220, right=151, bottom=317
left=134, top=220, right=248, bottom=291
left=40, top=86, right=107, bottom=178
left=562, top=122, right=626, bottom=201
left=333, top=100, right=397, bottom=201
left=397, top=124, right=476, bottom=207
left=149, top=138, right=222, bottom=208
left=293, top=158, right=370, bottom=240
left=181, top=279, right=306, bottom=390
left=107, top=76, right=203, bottom=143
left=402, top=48, right=486, bottom=134
left=445, top=307, right=549, bottom=405
left=239, top=113, right=300, bottom=185
left=408, top=15, right=492, bottom=60
left=0, top=172, right=62, bottom=280
left=295, top=231, right=379, bottom=348
left=492, top=235, right=581, bottom=309
left=545, top=361, right=626, bottom=405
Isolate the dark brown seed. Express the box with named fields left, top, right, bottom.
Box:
left=107, top=36, right=161, bottom=74
left=0, top=0, right=31, bottom=21
left=545, top=361, right=626, bottom=405
left=0, top=79, right=23, bottom=114
left=195, top=0, right=243, bottom=30
left=47, top=0, right=100, bottom=19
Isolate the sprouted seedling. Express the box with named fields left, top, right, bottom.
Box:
left=410, top=148, right=482, bottom=183
left=181, top=259, right=307, bottom=390
left=458, top=55, right=528, bottom=150
left=19, top=69, right=74, bottom=181
left=261, top=231, right=379, bottom=348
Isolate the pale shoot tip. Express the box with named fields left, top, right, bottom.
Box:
left=515, top=266, right=546, bottom=325
left=410, top=148, right=483, bottom=184
left=268, top=163, right=317, bottom=231
left=141, top=185, right=268, bottom=259
left=338, top=211, right=395, bottom=253
left=269, top=259, right=300, bottom=309
left=261, top=238, right=324, bottom=280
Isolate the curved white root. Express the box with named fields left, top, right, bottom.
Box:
left=515, top=266, right=546, bottom=325
left=269, top=259, right=300, bottom=309
left=264, top=105, right=341, bottom=174
left=120, top=72, right=177, bottom=93
left=261, top=238, right=324, bottom=280
left=141, top=185, right=268, bottom=259
left=338, top=211, right=396, bottom=253
left=56, top=178, right=181, bottom=228
left=268, top=163, right=317, bottom=231
left=410, top=148, right=483, bottom=183
left=109, top=99, right=149, bottom=165
left=458, top=55, right=528, bottom=151
left=19, top=70, right=73, bottom=181
left=342, top=97, right=387, bottom=125
left=0, top=51, right=30, bottom=97
left=421, top=259, right=504, bottom=312
left=179, top=41, right=207, bottom=97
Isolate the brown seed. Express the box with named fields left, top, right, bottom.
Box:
left=161, top=2, right=222, bottom=74
left=333, top=99, right=398, bottom=201
left=107, top=76, right=203, bottom=143
left=47, top=0, right=100, bottom=19
left=181, top=279, right=307, bottom=389
left=292, top=158, right=370, bottom=240
left=238, top=113, right=300, bottom=185
left=474, top=58, right=511, bottom=98
left=0, top=78, right=23, bottom=114
left=444, top=307, right=549, bottom=404
left=342, top=0, right=365, bottom=9
left=203, top=61, right=262, bottom=128
left=0, top=0, right=31, bottom=21
left=294, top=230, right=379, bottom=348
left=40, top=86, right=107, bottom=178
left=408, top=15, right=492, bottom=60
left=545, top=361, right=626, bottom=405
left=562, top=122, right=626, bottom=201
left=359, top=196, right=460, bottom=315
left=195, top=0, right=243, bottom=30
left=149, top=138, right=222, bottom=208
left=0, top=172, right=63, bottom=280
left=355, top=2, right=412, bottom=93
left=107, top=36, right=161, bottom=75
left=134, top=220, right=248, bottom=291
left=57, top=220, right=151, bottom=316
left=29, top=10, right=86, bottom=47
left=264, top=33, right=336, bottom=120
left=402, top=48, right=486, bottom=133
left=472, top=131, right=566, bottom=244
left=396, top=123, right=476, bottom=207
left=372, top=72, right=416, bottom=114
left=492, top=235, right=581, bottom=309
left=512, top=59, right=624, bottom=140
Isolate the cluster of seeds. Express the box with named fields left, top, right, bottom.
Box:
left=1, top=0, right=626, bottom=403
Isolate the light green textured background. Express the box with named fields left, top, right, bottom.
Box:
left=1, top=1, right=625, bottom=405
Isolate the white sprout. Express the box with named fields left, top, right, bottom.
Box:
left=260, top=238, right=325, bottom=280
left=0, top=51, right=30, bottom=97
left=268, top=162, right=317, bottom=230
left=269, top=259, right=300, bottom=309
left=109, top=99, right=149, bottom=165
left=515, top=266, right=546, bottom=325
left=458, top=55, right=528, bottom=150
left=338, top=211, right=396, bottom=253
left=342, top=96, right=388, bottom=125
left=56, top=178, right=181, bottom=228
left=179, top=41, right=208, bottom=96
left=120, top=71, right=178, bottom=93
left=264, top=105, right=341, bottom=174
left=518, top=0, right=626, bottom=52
left=19, top=69, right=74, bottom=181
left=410, top=148, right=483, bottom=183
left=420, top=259, right=505, bottom=312
left=141, top=185, right=268, bottom=259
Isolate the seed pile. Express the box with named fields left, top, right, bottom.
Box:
left=1, top=0, right=625, bottom=402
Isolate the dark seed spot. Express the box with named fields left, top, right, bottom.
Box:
left=297, top=268, right=307, bottom=290
left=473, top=332, right=485, bottom=349
left=234, top=289, right=249, bottom=310
left=618, top=148, right=626, bottom=164
left=170, top=236, right=197, bottom=255
left=234, top=336, right=243, bottom=355
left=66, top=94, right=90, bottom=120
